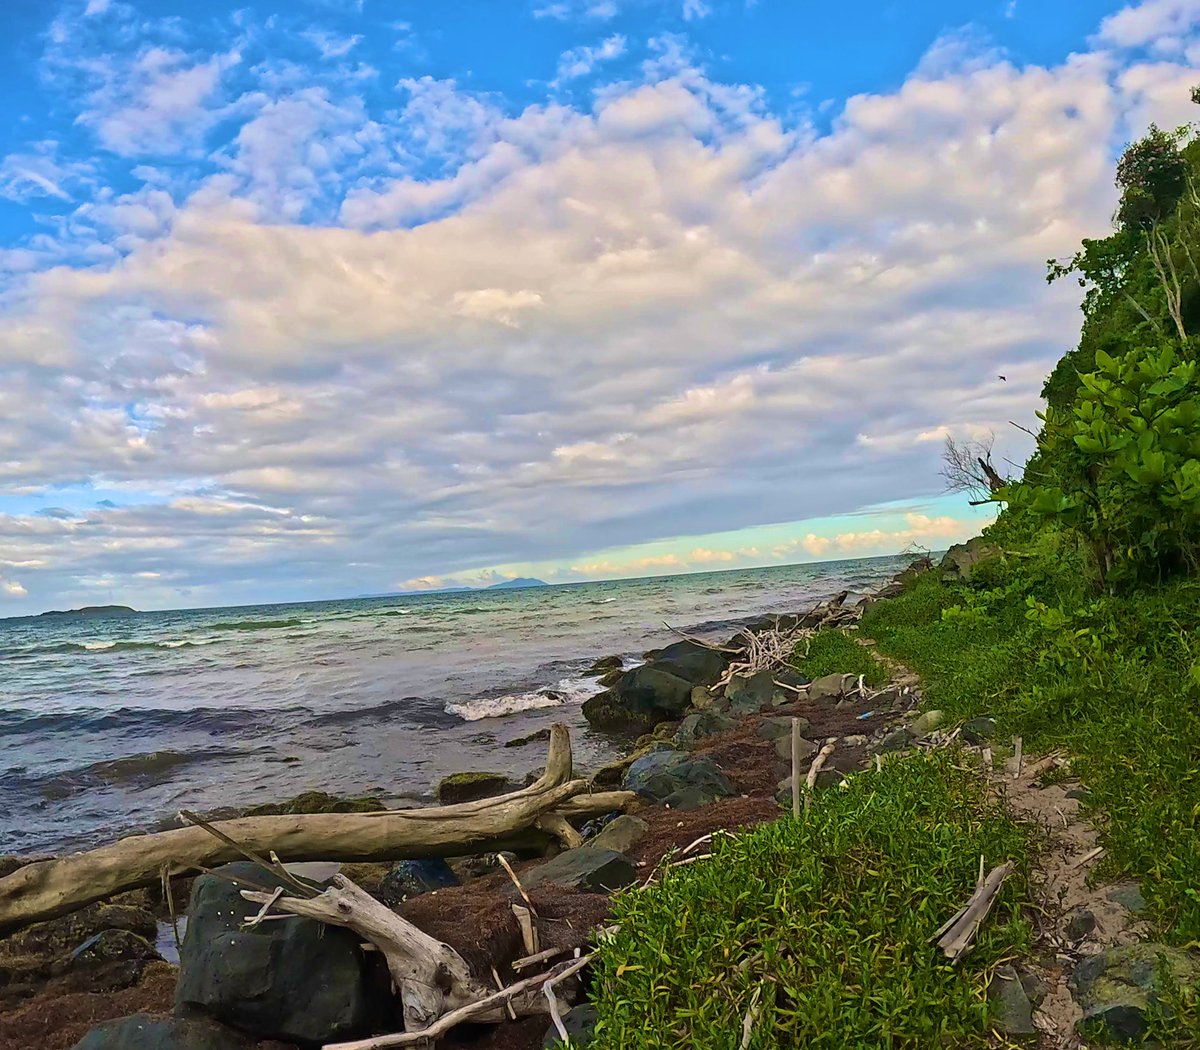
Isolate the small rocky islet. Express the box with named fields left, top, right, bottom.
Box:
left=0, top=546, right=1190, bottom=1050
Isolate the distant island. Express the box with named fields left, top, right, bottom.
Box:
left=484, top=577, right=547, bottom=590
left=37, top=605, right=138, bottom=619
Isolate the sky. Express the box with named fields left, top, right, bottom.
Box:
left=0, top=0, right=1197, bottom=611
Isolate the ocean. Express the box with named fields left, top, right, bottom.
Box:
left=0, top=554, right=911, bottom=855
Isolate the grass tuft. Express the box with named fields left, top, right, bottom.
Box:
left=588, top=751, right=1031, bottom=1049
left=792, top=628, right=888, bottom=687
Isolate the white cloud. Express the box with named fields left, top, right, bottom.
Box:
left=535, top=1, right=621, bottom=20
left=0, top=142, right=94, bottom=202
left=552, top=34, right=627, bottom=86
left=302, top=30, right=363, bottom=59
left=682, top=0, right=712, bottom=19
left=0, top=577, right=28, bottom=599
left=1097, top=0, right=1200, bottom=49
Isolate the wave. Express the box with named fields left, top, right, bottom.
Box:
left=209, top=618, right=304, bottom=632
left=306, top=695, right=456, bottom=730
left=590, top=597, right=618, bottom=605
left=445, top=674, right=606, bottom=722
left=4, top=638, right=214, bottom=659
left=0, top=703, right=283, bottom=740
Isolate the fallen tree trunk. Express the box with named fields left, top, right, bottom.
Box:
left=0, top=725, right=628, bottom=936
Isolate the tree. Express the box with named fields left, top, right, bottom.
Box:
left=940, top=434, right=1006, bottom=504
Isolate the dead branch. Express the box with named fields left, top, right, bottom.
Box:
left=934, top=860, right=1015, bottom=961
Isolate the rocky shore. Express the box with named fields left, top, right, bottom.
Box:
left=0, top=548, right=1186, bottom=1050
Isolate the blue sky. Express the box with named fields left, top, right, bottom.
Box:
left=0, top=0, right=1196, bottom=609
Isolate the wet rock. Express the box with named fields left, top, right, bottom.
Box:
left=906, top=710, right=945, bottom=738
left=589, top=815, right=649, bottom=855
left=807, top=673, right=857, bottom=704
left=592, top=741, right=675, bottom=788
left=377, top=859, right=459, bottom=905
left=756, top=716, right=810, bottom=741
left=1107, top=883, right=1149, bottom=917
left=596, top=667, right=625, bottom=688
left=505, top=727, right=553, bottom=748
left=72, top=1014, right=253, bottom=1050
left=582, top=666, right=693, bottom=733
left=961, top=716, right=997, bottom=744
left=543, top=1003, right=598, bottom=1047
left=939, top=537, right=1000, bottom=584
left=521, top=847, right=637, bottom=894
left=436, top=771, right=515, bottom=805
left=988, top=965, right=1036, bottom=1038
left=175, top=862, right=374, bottom=1045
left=0, top=903, right=161, bottom=1002
left=673, top=710, right=735, bottom=748
left=1071, top=943, right=1200, bottom=1043
left=587, top=655, right=624, bottom=674
left=245, top=790, right=384, bottom=816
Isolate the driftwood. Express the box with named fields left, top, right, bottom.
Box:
left=0, top=725, right=630, bottom=936
left=933, top=858, right=1015, bottom=961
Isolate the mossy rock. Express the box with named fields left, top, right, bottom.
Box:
left=437, top=771, right=515, bottom=805
left=245, top=790, right=385, bottom=816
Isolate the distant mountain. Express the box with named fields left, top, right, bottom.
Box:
left=484, top=577, right=548, bottom=590
left=38, top=605, right=138, bottom=619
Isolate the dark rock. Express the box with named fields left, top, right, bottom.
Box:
left=807, top=673, right=856, bottom=704
left=521, top=847, right=636, bottom=894
left=587, top=655, right=624, bottom=674
left=175, top=862, right=373, bottom=1045
left=650, top=640, right=728, bottom=686
left=773, top=734, right=817, bottom=763
left=988, top=965, right=1037, bottom=1037
left=0, top=903, right=161, bottom=1001
left=874, top=729, right=911, bottom=754
left=596, top=668, right=624, bottom=688
left=455, top=851, right=519, bottom=879
left=245, top=790, right=384, bottom=816
left=592, top=741, right=675, bottom=788
left=757, top=716, right=810, bottom=741
left=1066, top=909, right=1097, bottom=942
left=505, top=727, right=552, bottom=748
left=377, top=859, right=459, bottom=904
left=689, top=685, right=715, bottom=710
left=582, top=664, right=694, bottom=733
left=436, top=771, right=515, bottom=805
left=1019, top=968, right=1050, bottom=1007
left=661, top=785, right=723, bottom=810
left=543, top=1003, right=598, bottom=1047
left=635, top=756, right=734, bottom=804
left=1065, top=787, right=1092, bottom=803
left=961, top=716, right=997, bottom=744
left=939, top=537, right=999, bottom=584
left=621, top=749, right=687, bottom=794
left=673, top=710, right=735, bottom=748
left=725, top=670, right=793, bottom=713
left=1070, top=943, right=1200, bottom=1043
left=590, top=815, right=649, bottom=854
left=72, top=1014, right=253, bottom=1050
left=1107, top=883, right=1149, bottom=917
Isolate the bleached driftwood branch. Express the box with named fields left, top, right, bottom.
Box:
left=933, top=859, right=1015, bottom=961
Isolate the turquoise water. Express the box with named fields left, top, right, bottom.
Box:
left=0, top=555, right=908, bottom=853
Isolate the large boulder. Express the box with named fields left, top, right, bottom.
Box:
left=437, top=771, right=515, bottom=804
left=521, top=847, right=637, bottom=894
left=582, top=666, right=693, bottom=733
left=939, top=537, right=1000, bottom=584
left=1070, top=943, right=1200, bottom=1042
left=621, top=750, right=687, bottom=795
left=589, top=815, right=649, bottom=855
left=72, top=1014, right=252, bottom=1050
left=175, top=862, right=374, bottom=1045
left=629, top=755, right=735, bottom=805
left=650, top=640, right=728, bottom=686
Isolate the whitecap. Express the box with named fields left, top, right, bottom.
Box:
left=445, top=673, right=607, bottom=722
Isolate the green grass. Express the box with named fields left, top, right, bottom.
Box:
left=792, top=628, right=888, bottom=688
left=587, top=751, right=1031, bottom=1050
left=860, top=566, right=1200, bottom=949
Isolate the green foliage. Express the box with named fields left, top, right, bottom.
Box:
left=1011, top=345, right=1200, bottom=585
left=589, top=752, right=1031, bottom=1050
left=791, top=628, right=887, bottom=687
left=861, top=570, right=1200, bottom=949
left=1115, top=124, right=1191, bottom=231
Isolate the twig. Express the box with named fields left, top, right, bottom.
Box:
left=325, top=957, right=587, bottom=1049
left=160, top=863, right=182, bottom=952
left=511, top=904, right=539, bottom=957
left=739, top=985, right=763, bottom=1050
left=661, top=622, right=742, bottom=654
left=243, top=886, right=284, bottom=929
left=543, top=952, right=593, bottom=1045
left=1012, top=736, right=1023, bottom=779
left=491, top=966, right=517, bottom=1020
left=790, top=718, right=803, bottom=818
left=679, top=832, right=715, bottom=857
left=496, top=854, right=536, bottom=914
left=512, top=945, right=565, bottom=972
left=804, top=739, right=837, bottom=814
left=1067, top=846, right=1104, bottom=871
left=178, top=809, right=318, bottom=899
